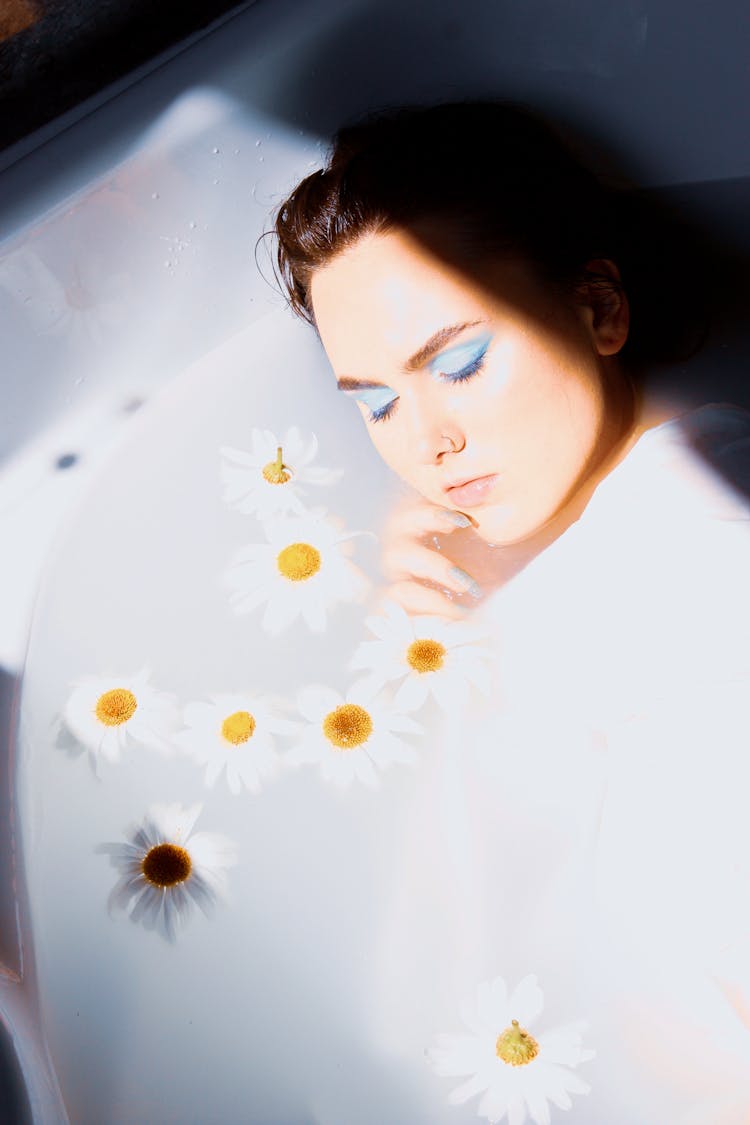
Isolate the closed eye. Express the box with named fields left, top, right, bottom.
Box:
left=430, top=333, right=493, bottom=384
left=350, top=385, right=399, bottom=424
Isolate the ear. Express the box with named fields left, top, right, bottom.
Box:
left=574, top=258, right=630, bottom=356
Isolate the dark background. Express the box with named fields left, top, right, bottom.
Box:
left=0, top=0, right=251, bottom=157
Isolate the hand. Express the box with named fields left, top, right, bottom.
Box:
left=377, top=493, right=483, bottom=618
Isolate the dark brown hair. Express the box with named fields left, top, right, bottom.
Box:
left=272, top=100, right=711, bottom=370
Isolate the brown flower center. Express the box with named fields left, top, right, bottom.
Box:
left=495, top=1019, right=540, bottom=1066
left=406, top=638, right=446, bottom=673
left=276, top=542, right=321, bottom=581
left=221, top=710, right=256, bottom=745
left=141, top=844, right=192, bottom=888
left=322, top=703, right=373, bottom=750
left=95, top=688, right=138, bottom=727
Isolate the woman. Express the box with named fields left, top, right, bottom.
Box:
left=271, top=103, right=750, bottom=1123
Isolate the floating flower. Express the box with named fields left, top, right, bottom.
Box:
left=0, top=246, right=129, bottom=346
left=351, top=600, right=493, bottom=712
left=62, top=668, right=178, bottom=762
left=220, top=426, right=342, bottom=519
left=224, top=512, right=369, bottom=634
left=427, top=975, right=594, bottom=1125
left=287, top=683, right=422, bottom=788
left=98, top=803, right=237, bottom=941
left=174, top=692, right=299, bottom=795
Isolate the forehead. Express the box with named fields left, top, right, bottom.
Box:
left=310, top=229, right=500, bottom=374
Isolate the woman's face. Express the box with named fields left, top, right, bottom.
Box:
left=310, top=228, right=630, bottom=545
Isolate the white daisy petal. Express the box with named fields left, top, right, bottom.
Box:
left=508, top=975, right=544, bottom=1027
left=176, top=693, right=291, bottom=796
left=61, top=671, right=178, bottom=764
left=428, top=975, right=593, bottom=1125
left=297, top=684, right=342, bottom=722
left=292, top=682, right=421, bottom=789
left=100, top=804, right=236, bottom=941
left=220, top=426, right=342, bottom=518
left=224, top=513, right=369, bottom=633
left=352, top=606, right=493, bottom=715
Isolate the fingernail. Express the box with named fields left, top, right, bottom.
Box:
left=441, top=510, right=472, bottom=528
left=449, top=566, right=483, bottom=599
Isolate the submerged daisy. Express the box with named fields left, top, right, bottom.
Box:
left=99, top=803, right=237, bottom=941
left=287, top=683, right=422, bottom=788
left=220, top=426, right=342, bottom=519
left=174, top=692, right=299, bottom=795
left=427, top=975, right=594, bottom=1125
left=224, top=512, right=369, bottom=634
left=351, top=600, right=493, bottom=713
left=62, top=668, right=178, bottom=762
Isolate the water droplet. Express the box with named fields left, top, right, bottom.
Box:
left=164, top=260, right=172, bottom=268
left=259, top=156, right=264, bottom=163
left=233, top=148, right=240, bottom=155
left=212, top=146, right=220, bottom=155
left=213, top=178, right=220, bottom=185
left=74, top=376, right=85, bottom=386
left=151, top=192, right=160, bottom=200
left=189, top=220, right=197, bottom=229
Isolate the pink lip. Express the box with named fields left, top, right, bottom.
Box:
left=444, top=474, right=499, bottom=508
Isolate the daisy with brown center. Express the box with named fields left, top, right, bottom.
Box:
left=224, top=512, right=369, bottom=634
left=99, top=803, right=237, bottom=942
left=220, top=426, right=342, bottom=519
left=427, top=974, right=594, bottom=1125
left=62, top=668, right=179, bottom=763
left=351, top=601, right=493, bottom=713
left=287, top=683, right=422, bottom=788
left=174, top=692, right=299, bottom=795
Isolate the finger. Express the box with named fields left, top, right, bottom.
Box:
left=378, top=581, right=467, bottom=619
left=382, top=541, right=483, bottom=599
left=386, top=503, right=474, bottom=538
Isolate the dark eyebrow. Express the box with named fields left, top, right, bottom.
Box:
left=336, top=320, right=485, bottom=391
left=404, top=320, right=485, bottom=372
left=337, top=377, right=385, bottom=392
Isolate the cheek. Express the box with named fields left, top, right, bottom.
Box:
left=354, top=408, right=407, bottom=474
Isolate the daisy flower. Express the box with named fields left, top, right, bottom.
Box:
left=220, top=426, right=342, bottom=519
left=174, top=692, right=299, bottom=795
left=287, top=683, right=422, bottom=789
left=99, top=803, right=237, bottom=942
left=0, top=246, right=129, bottom=346
left=427, top=974, right=594, bottom=1125
left=224, top=512, right=369, bottom=634
left=351, top=600, right=493, bottom=713
left=62, top=668, right=178, bottom=763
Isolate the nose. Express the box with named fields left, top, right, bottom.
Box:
left=403, top=390, right=465, bottom=464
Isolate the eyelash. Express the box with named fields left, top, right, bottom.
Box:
left=367, top=351, right=488, bottom=423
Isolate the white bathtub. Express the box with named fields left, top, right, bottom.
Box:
left=1, top=1, right=749, bottom=1120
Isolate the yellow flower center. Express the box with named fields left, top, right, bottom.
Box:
left=495, top=1019, right=540, bottom=1066
left=221, top=710, right=256, bottom=745
left=406, top=638, right=446, bottom=674
left=95, top=688, right=138, bottom=727
left=277, top=542, right=321, bottom=581
left=322, top=703, right=373, bottom=750
left=262, top=446, right=292, bottom=485
left=141, top=844, right=192, bottom=888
